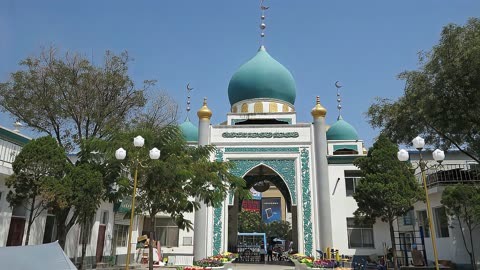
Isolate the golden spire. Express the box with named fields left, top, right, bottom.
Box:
left=197, top=97, right=213, bottom=120
left=311, top=96, right=327, bottom=118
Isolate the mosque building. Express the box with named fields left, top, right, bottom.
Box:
left=1, top=4, right=478, bottom=269
left=178, top=40, right=389, bottom=260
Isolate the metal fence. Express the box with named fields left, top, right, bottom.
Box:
left=420, top=163, right=480, bottom=187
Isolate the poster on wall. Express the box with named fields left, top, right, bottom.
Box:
left=242, top=200, right=261, bottom=213
left=261, top=197, right=281, bottom=223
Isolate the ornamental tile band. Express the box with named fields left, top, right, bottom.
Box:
left=229, top=159, right=296, bottom=205
left=213, top=148, right=224, bottom=254
left=224, top=147, right=299, bottom=153
left=222, top=131, right=299, bottom=138
left=301, top=148, right=313, bottom=256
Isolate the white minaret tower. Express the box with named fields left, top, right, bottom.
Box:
left=193, top=98, right=213, bottom=260
left=311, top=96, right=333, bottom=250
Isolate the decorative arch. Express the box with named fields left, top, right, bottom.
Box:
left=254, top=102, right=263, bottom=113
left=282, top=104, right=289, bottom=112
left=241, top=103, right=248, bottom=113
left=228, top=159, right=296, bottom=205
left=269, top=103, right=278, bottom=113
left=232, top=106, right=238, bottom=113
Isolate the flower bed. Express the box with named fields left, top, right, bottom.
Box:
left=290, top=254, right=350, bottom=270
left=193, top=258, right=224, bottom=268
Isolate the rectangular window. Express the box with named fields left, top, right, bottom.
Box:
left=143, top=218, right=179, bottom=247
left=101, top=211, right=109, bottom=225
left=403, top=210, right=414, bottom=225
left=114, top=224, right=129, bottom=247
left=347, top=218, right=374, bottom=248
left=417, top=210, right=430, bottom=238
left=42, top=215, right=56, bottom=244
left=345, top=171, right=362, bottom=197
left=433, top=207, right=450, bottom=238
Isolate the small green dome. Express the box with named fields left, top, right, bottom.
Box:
left=326, top=116, right=359, bottom=141
left=179, top=119, right=198, bottom=142
left=228, top=46, right=296, bottom=105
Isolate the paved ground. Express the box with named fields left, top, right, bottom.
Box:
left=227, top=263, right=295, bottom=270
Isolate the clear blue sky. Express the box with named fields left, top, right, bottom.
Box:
left=1, top=0, right=479, bottom=146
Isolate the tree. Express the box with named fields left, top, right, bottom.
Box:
left=265, top=221, right=291, bottom=241
left=104, top=126, right=247, bottom=270
left=67, top=164, right=103, bottom=270
left=40, top=143, right=126, bottom=250
left=1, top=46, right=178, bottom=251
left=367, top=18, right=480, bottom=163
left=0, top=46, right=147, bottom=152
left=6, top=136, right=68, bottom=245
left=441, top=184, right=480, bottom=270
left=238, top=211, right=264, bottom=233
left=353, top=135, right=423, bottom=270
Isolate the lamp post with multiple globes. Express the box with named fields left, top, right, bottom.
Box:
left=397, top=136, right=444, bottom=270
left=115, top=135, right=160, bottom=270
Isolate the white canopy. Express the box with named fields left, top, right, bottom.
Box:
left=0, top=241, right=76, bottom=270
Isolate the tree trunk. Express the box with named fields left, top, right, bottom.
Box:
left=458, top=217, right=475, bottom=270
left=467, top=224, right=478, bottom=270
left=79, top=222, right=88, bottom=270
left=389, top=220, right=399, bottom=270
left=56, top=220, right=67, bottom=250
left=149, top=216, right=155, bottom=270
left=24, top=196, right=36, bottom=245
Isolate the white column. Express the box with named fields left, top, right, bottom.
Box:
left=194, top=99, right=212, bottom=260
left=311, top=97, right=333, bottom=250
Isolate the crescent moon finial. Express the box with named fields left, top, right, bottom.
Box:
left=185, top=83, right=194, bottom=117
left=335, top=81, right=343, bottom=118
left=259, top=0, right=269, bottom=46
left=335, top=81, right=342, bottom=89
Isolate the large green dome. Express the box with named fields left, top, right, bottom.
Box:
left=326, top=116, right=359, bottom=141
left=228, top=46, right=296, bottom=105
left=179, top=119, right=198, bottom=142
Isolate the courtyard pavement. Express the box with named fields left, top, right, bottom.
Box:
left=225, top=263, right=295, bottom=270
left=227, top=263, right=295, bottom=270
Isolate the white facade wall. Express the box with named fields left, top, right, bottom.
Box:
left=328, top=163, right=390, bottom=256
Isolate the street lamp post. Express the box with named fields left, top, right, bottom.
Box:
left=398, top=136, right=444, bottom=270
left=115, top=135, right=160, bottom=270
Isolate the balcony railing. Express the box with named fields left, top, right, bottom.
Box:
left=420, top=163, right=480, bottom=187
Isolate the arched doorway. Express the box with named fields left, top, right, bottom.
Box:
left=227, top=164, right=298, bottom=262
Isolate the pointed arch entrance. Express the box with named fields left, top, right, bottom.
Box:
left=210, top=148, right=314, bottom=258
left=226, top=160, right=299, bottom=257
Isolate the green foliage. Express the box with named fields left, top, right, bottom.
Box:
left=442, top=184, right=480, bottom=224
left=367, top=18, right=480, bottom=163
left=99, top=125, right=247, bottom=232
left=441, top=184, right=480, bottom=270
left=6, top=136, right=68, bottom=245
left=353, top=135, right=423, bottom=222
left=265, top=220, right=292, bottom=241
left=238, top=211, right=292, bottom=240
left=0, top=47, right=147, bottom=152
left=238, top=211, right=264, bottom=233
left=353, top=135, right=422, bottom=270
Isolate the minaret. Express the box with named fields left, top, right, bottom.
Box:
left=311, top=96, right=333, bottom=250
left=197, top=98, right=212, bottom=145
left=193, top=98, right=212, bottom=260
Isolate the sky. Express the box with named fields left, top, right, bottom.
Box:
left=1, top=0, right=479, bottom=146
